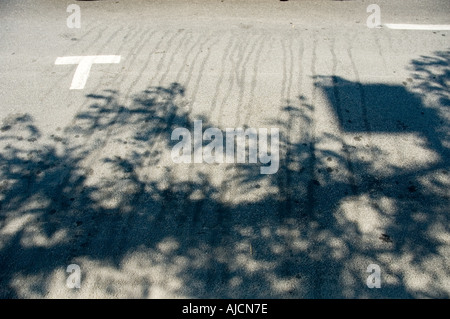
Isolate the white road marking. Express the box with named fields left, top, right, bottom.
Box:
left=55, top=55, right=121, bottom=89
left=384, top=24, right=450, bottom=31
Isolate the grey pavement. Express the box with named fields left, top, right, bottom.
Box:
left=0, top=0, right=449, bottom=298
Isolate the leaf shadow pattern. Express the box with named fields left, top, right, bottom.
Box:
left=0, top=52, right=449, bottom=298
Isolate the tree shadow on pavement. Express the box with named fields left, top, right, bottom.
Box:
left=0, top=51, right=449, bottom=298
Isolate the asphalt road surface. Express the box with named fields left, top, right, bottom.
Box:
left=0, top=0, right=449, bottom=298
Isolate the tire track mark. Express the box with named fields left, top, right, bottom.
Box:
left=234, top=33, right=261, bottom=126
left=209, top=34, right=235, bottom=122
left=186, top=35, right=221, bottom=114
left=297, top=36, right=305, bottom=99
left=147, top=31, right=184, bottom=88
left=217, top=36, right=242, bottom=127
left=180, top=31, right=215, bottom=113
left=242, top=34, right=266, bottom=127
left=373, top=31, right=388, bottom=72
left=286, top=34, right=294, bottom=105
left=174, top=32, right=211, bottom=96
left=69, top=27, right=152, bottom=131
left=121, top=29, right=167, bottom=102
left=60, top=26, right=146, bottom=146
left=83, top=28, right=163, bottom=162
left=174, top=32, right=201, bottom=83
left=157, top=29, right=192, bottom=86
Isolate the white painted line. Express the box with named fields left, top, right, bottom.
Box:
left=384, top=24, right=450, bottom=31
left=55, top=55, right=121, bottom=89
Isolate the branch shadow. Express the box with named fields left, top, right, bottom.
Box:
left=0, top=51, right=449, bottom=298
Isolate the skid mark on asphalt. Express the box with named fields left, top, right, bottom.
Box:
left=209, top=34, right=235, bottom=123
left=157, top=30, right=192, bottom=86
left=242, top=34, right=267, bottom=127
left=186, top=35, right=221, bottom=115
left=217, top=36, right=240, bottom=127
left=120, top=29, right=167, bottom=101
left=234, top=33, right=260, bottom=126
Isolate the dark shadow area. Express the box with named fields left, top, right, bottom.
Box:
left=317, top=75, right=440, bottom=134
left=0, top=51, right=449, bottom=298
